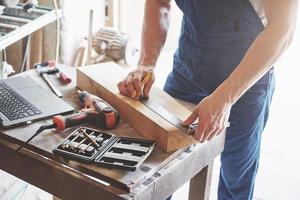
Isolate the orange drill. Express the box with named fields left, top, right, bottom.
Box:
left=52, top=90, right=120, bottom=131
left=30, top=91, right=120, bottom=143
left=0, top=91, right=120, bottom=162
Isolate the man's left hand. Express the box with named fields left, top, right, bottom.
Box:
left=182, top=94, right=232, bottom=142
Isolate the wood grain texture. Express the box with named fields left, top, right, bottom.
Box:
left=29, top=29, right=43, bottom=67
left=6, top=40, right=23, bottom=73
left=77, top=62, right=197, bottom=152
left=0, top=140, right=125, bottom=200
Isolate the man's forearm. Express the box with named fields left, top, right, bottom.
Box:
left=138, top=0, right=171, bottom=67
left=213, top=0, right=298, bottom=105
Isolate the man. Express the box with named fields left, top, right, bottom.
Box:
left=118, top=0, right=298, bottom=199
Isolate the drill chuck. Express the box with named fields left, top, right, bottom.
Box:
left=78, top=90, right=90, bottom=105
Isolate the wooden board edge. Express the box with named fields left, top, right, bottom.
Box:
left=76, top=66, right=196, bottom=152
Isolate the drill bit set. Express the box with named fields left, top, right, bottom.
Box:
left=53, top=126, right=156, bottom=171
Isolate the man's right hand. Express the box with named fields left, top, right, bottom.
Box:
left=117, top=66, right=155, bottom=100
left=117, top=0, right=171, bottom=100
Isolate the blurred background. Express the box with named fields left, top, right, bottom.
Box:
left=0, top=0, right=299, bottom=199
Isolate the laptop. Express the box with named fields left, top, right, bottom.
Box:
left=0, top=75, right=74, bottom=128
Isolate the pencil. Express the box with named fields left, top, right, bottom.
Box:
left=131, top=72, right=152, bottom=98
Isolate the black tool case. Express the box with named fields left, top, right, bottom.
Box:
left=53, top=127, right=156, bottom=171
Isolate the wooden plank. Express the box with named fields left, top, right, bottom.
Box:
left=77, top=62, right=197, bottom=152
left=72, top=46, right=87, bottom=67
left=105, top=0, right=114, bottom=27
left=87, top=10, right=93, bottom=65
left=6, top=39, right=23, bottom=73
left=29, top=29, right=43, bottom=68
left=42, top=16, right=57, bottom=63
left=39, top=0, right=60, bottom=63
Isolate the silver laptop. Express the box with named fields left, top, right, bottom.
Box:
left=0, top=75, right=74, bottom=128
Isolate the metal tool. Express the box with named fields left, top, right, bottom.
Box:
left=35, top=61, right=72, bottom=85
left=136, top=72, right=196, bottom=136
left=63, top=130, right=82, bottom=150
left=23, top=0, right=38, bottom=13
left=36, top=90, right=120, bottom=134
left=140, top=97, right=197, bottom=136
left=79, top=90, right=120, bottom=129
left=35, top=63, right=62, bottom=97
left=34, top=60, right=56, bottom=68
left=54, top=127, right=156, bottom=171
left=41, top=73, right=63, bottom=97
left=80, top=129, right=101, bottom=149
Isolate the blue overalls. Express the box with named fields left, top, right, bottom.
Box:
left=163, top=1, right=275, bottom=199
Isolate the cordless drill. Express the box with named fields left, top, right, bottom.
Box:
left=26, top=91, right=119, bottom=147
left=0, top=91, right=120, bottom=162
left=51, top=90, right=120, bottom=131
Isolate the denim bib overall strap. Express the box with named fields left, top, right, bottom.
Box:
left=163, top=0, right=275, bottom=199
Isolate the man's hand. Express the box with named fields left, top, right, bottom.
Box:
left=117, top=66, right=155, bottom=100
left=182, top=94, right=231, bottom=142
left=117, top=0, right=171, bottom=100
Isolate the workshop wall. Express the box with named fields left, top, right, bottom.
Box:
left=118, top=0, right=181, bottom=50
left=31, top=0, right=57, bottom=67
left=117, top=0, right=183, bottom=86
left=59, top=0, right=105, bottom=65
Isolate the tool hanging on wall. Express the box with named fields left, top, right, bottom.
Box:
left=23, top=0, right=38, bottom=13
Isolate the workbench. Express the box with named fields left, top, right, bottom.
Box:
left=0, top=65, right=225, bottom=200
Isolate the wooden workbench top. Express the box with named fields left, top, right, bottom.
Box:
left=0, top=65, right=187, bottom=191
left=0, top=64, right=225, bottom=200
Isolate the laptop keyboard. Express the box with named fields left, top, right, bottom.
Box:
left=0, top=82, right=41, bottom=121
